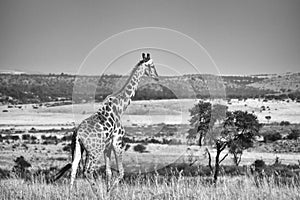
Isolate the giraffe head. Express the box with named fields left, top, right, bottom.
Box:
left=141, top=53, right=159, bottom=81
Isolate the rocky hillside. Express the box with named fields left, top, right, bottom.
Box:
left=0, top=72, right=299, bottom=104
left=249, top=73, right=300, bottom=92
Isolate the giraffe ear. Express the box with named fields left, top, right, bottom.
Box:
left=142, top=53, right=145, bottom=60
left=146, top=53, right=150, bottom=60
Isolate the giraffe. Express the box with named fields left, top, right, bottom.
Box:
left=54, top=53, right=158, bottom=193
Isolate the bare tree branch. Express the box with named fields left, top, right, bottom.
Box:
left=205, top=148, right=213, bottom=172
left=219, top=153, right=228, bottom=164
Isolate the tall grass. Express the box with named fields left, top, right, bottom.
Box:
left=0, top=175, right=299, bottom=200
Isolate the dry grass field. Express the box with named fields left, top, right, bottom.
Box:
left=0, top=99, right=300, bottom=199
left=1, top=175, right=299, bottom=200
left=1, top=98, right=300, bottom=127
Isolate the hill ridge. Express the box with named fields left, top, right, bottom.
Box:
left=0, top=72, right=299, bottom=104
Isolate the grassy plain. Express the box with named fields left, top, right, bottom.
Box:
left=0, top=99, right=300, bottom=199
left=1, top=175, right=300, bottom=200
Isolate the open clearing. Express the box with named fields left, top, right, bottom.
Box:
left=1, top=98, right=300, bottom=128
left=0, top=98, right=300, bottom=171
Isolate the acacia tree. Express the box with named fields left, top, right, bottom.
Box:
left=187, top=101, right=227, bottom=146
left=224, top=111, right=261, bottom=166
left=188, top=101, right=261, bottom=183
left=187, top=101, right=228, bottom=183
left=211, top=111, right=260, bottom=182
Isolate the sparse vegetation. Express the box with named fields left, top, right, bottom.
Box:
left=133, top=144, right=147, bottom=153
left=12, top=156, right=31, bottom=179
left=286, top=129, right=300, bottom=140
left=280, top=121, right=291, bottom=126
left=0, top=163, right=299, bottom=200
left=0, top=74, right=299, bottom=200
left=264, top=131, right=282, bottom=142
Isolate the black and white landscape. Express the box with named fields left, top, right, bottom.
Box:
left=0, top=1, right=300, bottom=199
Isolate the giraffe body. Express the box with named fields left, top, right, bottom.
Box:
left=62, top=53, right=158, bottom=193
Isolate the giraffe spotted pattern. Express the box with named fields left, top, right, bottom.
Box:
left=67, top=53, right=159, bottom=194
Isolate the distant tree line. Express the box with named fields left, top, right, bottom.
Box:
left=1, top=74, right=299, bottom=104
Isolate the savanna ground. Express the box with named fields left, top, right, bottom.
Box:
left=0, top=98, right=300, bottom=199
left=1, top=176, right=300, bottom=200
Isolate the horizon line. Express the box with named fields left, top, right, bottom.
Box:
left=0, top=70, right=299, bottom=77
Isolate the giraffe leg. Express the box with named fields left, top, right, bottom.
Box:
left=110, top=134, right=125, bottom=190
left=84, top=155, right=99, bottom=195
left=112, top=145, right=124, bottom=187
left=82, top=152, right=89, bottom=178
left=104, top=147, right=112, bottom=192
left=82, top=151, right=88, bottom=176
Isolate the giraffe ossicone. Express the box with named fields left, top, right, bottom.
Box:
left=54, top=53, right=159, bottom=194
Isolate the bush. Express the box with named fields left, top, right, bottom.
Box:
left=61, top=134, right=72, bottom=142
left=280, top=121, right=291, bottom=126
left=286, top=129, right=300, bottom=140
left=29, top=127, right=36, bottom=133
left=148, top=138, right=161, bottom=144
left=62, top=144, right=71, bottom=152
left=12, top=156, right=32, bottom=178
left=162, top=138, right=171, bottom=144
left=0, top=168, right=10, bottom=179
left=30, top=135, right=37, bottom=140
left=22, top=134, right=30, bottom=140
left=264, top=132, right=282, bottom=142
left=124, top=144, right=131, bottom=151
left=265, top=116, right=271, bottom=121
left=9, top=135, right=20, bottom=140
left=41, top=135, right=58, bottom=142
left=133, top=144, right=147, bottom=153
left=123, top=136, right=135, bottom=143
left=168, top=139, right=182, bottom=145
left=253, top=159, right=266, bottom=169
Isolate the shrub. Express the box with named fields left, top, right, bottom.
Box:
left=162, top=138, right=171, bottom=144
left=41, top=135, right=58, bottom=141
left=168, top=139, right=182, bottom=145
left=10, top=135, right=20, bottom=140
left=22, top=134, right=30, bottom=140
left=62, top=144, right=71, bottom=152
left=148, top=138, right=161, bottom=144
left=61, top=134, right=72, bottom=141
left=123, top=136, right=135, bottom=143
left=0, top=168, right=10, bottom=179
left=280, top=121, right=291, bottom=126
left=286, top=129, right=300, bottom=140
left=133, top=144, right=147, bottom=153
left=21, top=144, right=29, bottom=150
left=264, top=132, right=282, bottom=142
left=30, top=135, right=37, bottom=140
left=124, top=144, right=131, bottom=151
left=253, top=159, right=266, bottom=169
left=29, top=127, right=36, bottom=133
left=265, top=116, right=271, bottom=121
left=12, top=156, right=32, bottom=179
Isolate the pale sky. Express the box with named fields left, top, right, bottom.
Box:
left=0, top=0, right=299, bottom=76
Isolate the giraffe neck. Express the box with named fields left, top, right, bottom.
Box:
left=114, top=64, right=145, bottom=115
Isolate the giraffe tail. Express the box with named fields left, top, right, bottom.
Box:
left=53, top=163, right=72, bottom=182
left=53, top=129, right=83, bottom=183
